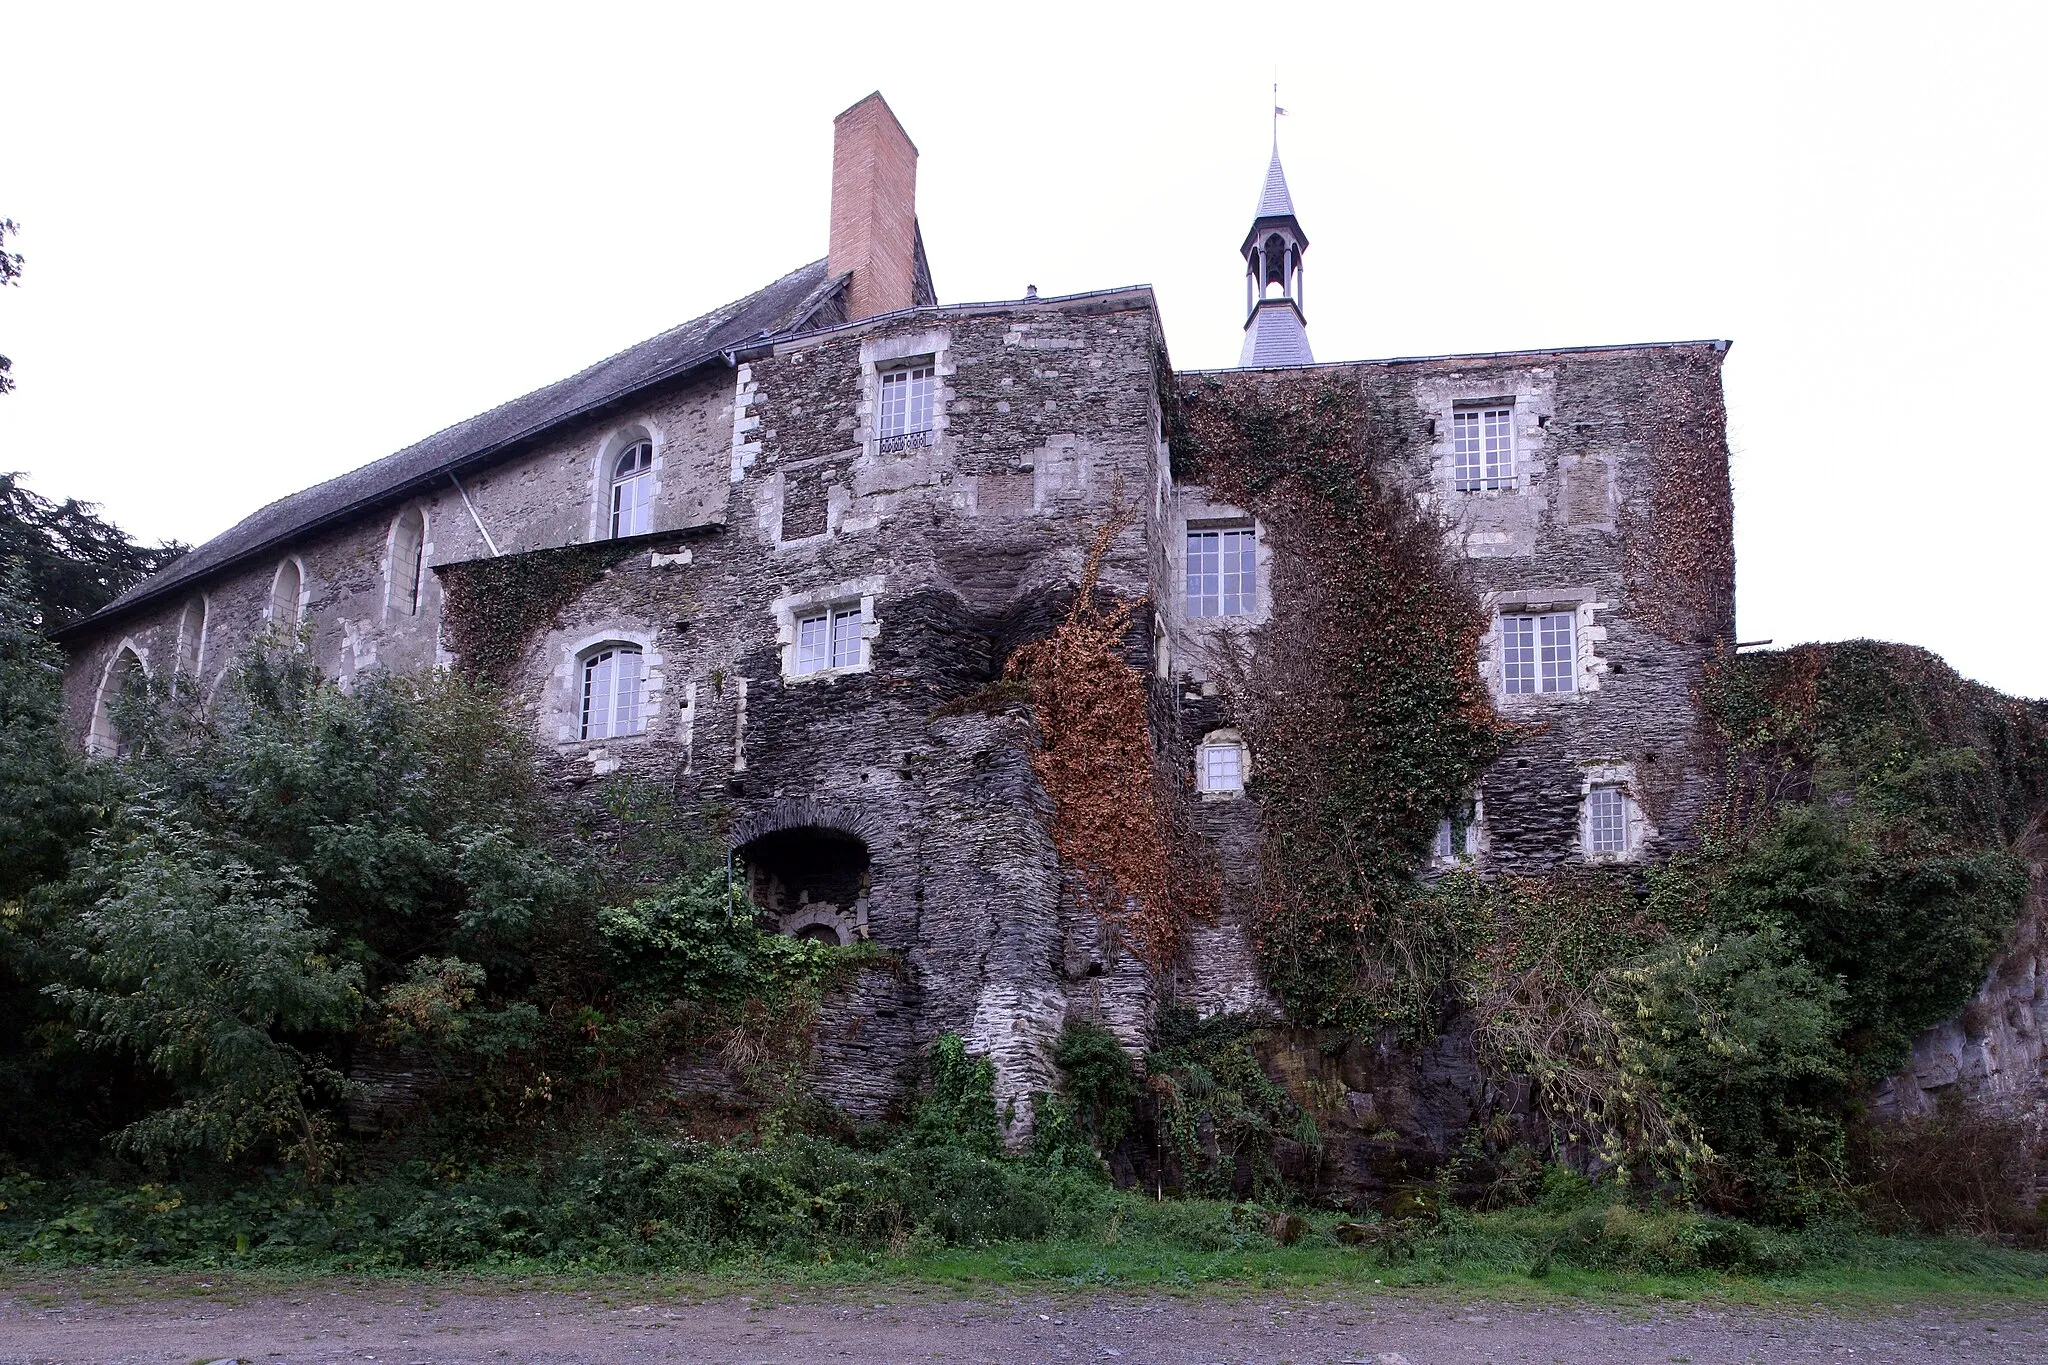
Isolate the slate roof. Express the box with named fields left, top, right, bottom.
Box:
left=61, top=258, right=846, bottom=639
left=1255, top=147, right=1296, bottom=220
left=1240, top=298, right=1314, bottom=367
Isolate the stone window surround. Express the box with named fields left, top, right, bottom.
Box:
left=267, top=556, right=310, bottom=629
left=381, top=503, right=434, bottom=623
left=1418, top=369, right=1556, bottom=501
left=1196, top=727, right=1251, bottom=799
left=173, top=596, right=209, bottom=688
left=855, top=329, right=953, bottom=458
left=1430, top=793, right=1488, bottom=869
left=588, top=419, right=667, bottom=543
left=771, top=575, right=885, bottom=683
left=86, top=638, right=150, bottom=758
left=552, top=627, right=665, bottom=750
left=1578, top=760, right=1656, bottom=863
left=1478, top=588, right=1609, bottom=705
left=1168, top=492, right=1274, bottom=632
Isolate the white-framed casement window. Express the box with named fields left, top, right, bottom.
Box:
left=1502, top=611, right=1577, bottom=695
left=1453, top=407, right=1514, bottom=492
left=610, top=440, right=655, bottom=538
left=1196, top=731, right=1248, bottom=796
left=1187, top=526, right=1256, bottom=618
left=1432, top=802, right=1481, bottom=864
left=1584, top=784, right=1630, bottom=856
left=794, top=604, right=864, bottom=676
left=579, top=644, right=647, bottom=739
left=877, top=363, right=936, bottom=453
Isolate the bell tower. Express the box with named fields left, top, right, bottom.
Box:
left=1238, top=142, right=1313, bottom=366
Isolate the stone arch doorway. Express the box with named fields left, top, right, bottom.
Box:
left=734, top=824, right=871, bottom=946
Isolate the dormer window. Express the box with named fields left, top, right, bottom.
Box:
left=1453, top=407, right=1514, bottom=492
left=610, top=441, right=654, bottom=538
left=877, top=364, right=935, bottom=453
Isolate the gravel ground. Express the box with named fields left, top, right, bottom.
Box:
left=4, top=1278, right=2046, bottom=1364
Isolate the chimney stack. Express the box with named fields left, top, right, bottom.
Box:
left=828, top=93, right=919, bottom=322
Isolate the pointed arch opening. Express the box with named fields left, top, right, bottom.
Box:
left=269, top=558, right=304, bottom=627
left=87, top=644, right=149, bottom=759
left=387, top=505, right=427, bottom=617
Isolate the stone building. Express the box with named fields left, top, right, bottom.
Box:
left=53, top=93, right=1735, bottom=1136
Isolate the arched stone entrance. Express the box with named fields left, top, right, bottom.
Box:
left=732, top=801, right=877, bottom=945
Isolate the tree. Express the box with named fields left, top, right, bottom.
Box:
left=0, top=472, right=187, bottom=630
left=0, top=217, right=21, bottom=396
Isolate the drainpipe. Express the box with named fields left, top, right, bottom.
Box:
left=448, top=471, right=501, bottom=557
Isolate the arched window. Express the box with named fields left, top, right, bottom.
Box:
left=174, top=598, right=206, bottom=682
left=87, top=646, right=147, bottom=758
left=269, top=559, right=304, bottom=625
left=579, top=644, right=646, bottom=740
left=609, top=441, right=654, bottom=538
left=388, top=506, right=427, bottom=616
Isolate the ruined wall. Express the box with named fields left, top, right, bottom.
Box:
left=458, top=291, right=1174, bottom=1136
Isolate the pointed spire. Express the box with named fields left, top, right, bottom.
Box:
left=1256, top=147, right=1295, bottom=220
left=1237, top=118, right=1312, bottom=367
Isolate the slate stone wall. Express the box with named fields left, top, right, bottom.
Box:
left=57, top=286, right=1740, bottom=1149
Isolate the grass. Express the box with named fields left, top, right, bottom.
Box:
left=5, top=1190, right=2044, bottom=1309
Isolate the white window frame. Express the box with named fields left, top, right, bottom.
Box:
left=1501, top=611, right=1577, bottom=695
left=876, top=363, right=936, bottom=453
left=1196, top=731, right=1249, bottom=797
left=793, top=604, right=864, bottom=677
left=1431, top=798, right=1482, bottom=866
left=1452, top=406, right=1514, bottom=492
left=1186, top=525, right=1257, bottom=618
left=579, top=644, right=647, bottom=740
left=1584, top=784, right=1630, bottom=858
left=610, top=440, right=655, bottom=539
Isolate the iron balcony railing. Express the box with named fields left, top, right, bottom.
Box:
left=878, top=428, right=934, bottom=454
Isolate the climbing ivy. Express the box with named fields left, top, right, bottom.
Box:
left=437, top=541, right=641, bottom=687
left=1171, top=372, right=1505, bottom=1028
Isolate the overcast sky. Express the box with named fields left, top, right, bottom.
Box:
left=4, top=2, right=2044, bottom=694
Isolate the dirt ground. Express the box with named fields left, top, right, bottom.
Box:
left=4, top=1278, right=2046, bottom=1364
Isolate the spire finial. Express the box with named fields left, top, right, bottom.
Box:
left=1272, top=77, right=1288, bottom=151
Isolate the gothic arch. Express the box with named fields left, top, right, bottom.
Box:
left=87, top=641, right=150, bottom=758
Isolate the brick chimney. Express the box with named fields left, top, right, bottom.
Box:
left=828, top=93, right=919, bottom=322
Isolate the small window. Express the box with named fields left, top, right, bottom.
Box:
left=1585, top=785, right=1630, bottom=855
left=794, top=605, right=864, bottom=676
left=877, top=365, right=935, bottom=452
left=579, top=645, right=646, bottom=740
left=1187, top=527, right=1256, bottom=618
left=1197, top=737, right=1246, bottom=795
left=610, top=441, right=654, bottom=538
left=1432, top=803, right=1479, bottom=864
left=1453, top=407, right=1514, bottom=491
left=389, top=506, right=426, bottom=616
left=1502, top=611, right=1576, bottom=695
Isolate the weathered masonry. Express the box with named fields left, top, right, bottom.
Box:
left=55, top=94, right=1736, bottom=1135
